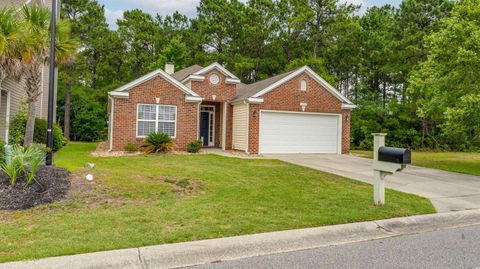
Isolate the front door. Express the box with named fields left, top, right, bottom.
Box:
left=200, top=106, right=215, bottom=146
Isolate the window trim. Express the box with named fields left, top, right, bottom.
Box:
left=300, top=79, right=307, bottom=91
left=136, top=104, right=177, bottom=138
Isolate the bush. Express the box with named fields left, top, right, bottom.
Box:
left=124, top=143, right=138, bottom=152
left=0, top=141, right=5, bottom=164
left=71, top=101, right=107, bottom=142
left=1, top=144, right=46, bottom=186
left=33, top=118, right=68, bottom=151
left=187, top=140, right=202, bottom=153
left=9, top=108, right=67, bottom=151
left=8, top=107, right=28, bottom=146
left=141, top=132, right=174, bottom=154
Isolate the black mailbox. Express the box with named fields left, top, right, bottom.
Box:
left=378, top=147, right=411, bottom=164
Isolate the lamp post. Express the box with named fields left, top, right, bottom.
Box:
left=46, top=0, right=57, bottom=166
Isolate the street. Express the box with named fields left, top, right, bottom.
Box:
left=186, top=224, right=480, bottom=269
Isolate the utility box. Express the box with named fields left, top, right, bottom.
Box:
left=378, top=147, right=411, bottom=164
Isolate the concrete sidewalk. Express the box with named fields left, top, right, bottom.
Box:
left=266, top=154, right=480, bottom=212
left=3, top=210, right=480, bottom=269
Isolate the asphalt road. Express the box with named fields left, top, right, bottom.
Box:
left=185, top=224, right=480, bottom=269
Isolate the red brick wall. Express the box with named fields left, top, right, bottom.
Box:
left=191, top=70, right=237, bottom=102
left=111, top=75, right=199, bottom=151
left=247, top=72, right=351, bottom=154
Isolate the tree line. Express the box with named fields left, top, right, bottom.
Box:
left=58, top=0, right=480, bottom=151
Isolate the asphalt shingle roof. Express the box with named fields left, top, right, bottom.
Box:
left=171, top=65, right=203, bottom=82
left=233, top=67, right=302, bottom=101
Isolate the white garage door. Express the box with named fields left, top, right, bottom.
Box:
left=259, top=111, right=341, bottom=154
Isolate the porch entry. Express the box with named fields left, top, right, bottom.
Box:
left=200, top=105, right=215, bottom=146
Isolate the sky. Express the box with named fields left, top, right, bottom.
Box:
left=97, top=0, right=401, bottom=29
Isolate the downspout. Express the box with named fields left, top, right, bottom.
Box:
left=245, top=101, right=250, bottom=154
left=5, top=90, right=10, bottom=144
left=222, top=102, right=227, bottom=150
left=108, top=96, right=114, bottom=151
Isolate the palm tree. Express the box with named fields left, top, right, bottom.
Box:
left=0, top=8, right=23, bottom=89
left=20, top=5, right=77, bottom=146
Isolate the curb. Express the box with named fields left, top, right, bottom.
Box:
left=3, top=209, right=480, bottom=269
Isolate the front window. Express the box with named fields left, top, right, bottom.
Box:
left=137, top=104, right=176, bottom=137
left=300, top=79, right=307, bottom=91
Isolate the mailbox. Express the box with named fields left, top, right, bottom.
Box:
left=372, top=134, right=412, bottom=206
left=378, top=147, right=411, bottom=164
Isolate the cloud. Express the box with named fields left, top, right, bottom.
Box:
left=105, top=8, right=124, bottom=29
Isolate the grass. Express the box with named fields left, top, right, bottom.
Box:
left=352, top=150, right=480, bottom=176
left=0, top=143, right=435, bottom=263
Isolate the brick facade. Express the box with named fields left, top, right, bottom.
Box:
left=191, top=70, right=236, bottom=102
left=111, top=75, right=199, bottom=151
left=247, top=72, right=351, bottom=154
left=109, top=67, right=352, bottom=154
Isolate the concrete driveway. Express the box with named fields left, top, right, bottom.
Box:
left=266, top=154, right=480, bottom=213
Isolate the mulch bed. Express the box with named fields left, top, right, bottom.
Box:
left=0, top=166, right=70, bottom=210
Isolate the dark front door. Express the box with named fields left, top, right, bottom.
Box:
left=200, top=112, right=210, bottom=146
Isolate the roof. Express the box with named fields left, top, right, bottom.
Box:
left=193, top=62, right=240, bottom=80
left=234, top=66, right=354, bottom=105
left=109, top=68, right=199, bottom=97
left=234, top=68, right=300, bottom=101
left=172, top=65, right=203, bottom=82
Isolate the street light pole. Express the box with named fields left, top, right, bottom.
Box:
left=46, top=0, right=57, bottom=166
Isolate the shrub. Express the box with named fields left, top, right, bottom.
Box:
left=1, top=145, right=24, bottom=186
left=124, top=143, right=138, bottom=152
left=9, top=108, right=67, bottom=151
left=187, top=140, right=202, bottom=153
left=0, top=141, right=5, bottom=164
left=22, top=145, right=46, bottom=185
left=71, top=102, right=107, bottom=142
left=9, top=107, right=28, bottom=146
left=141, top=132, right=174, bottom=154
left=33, top=118, right=68, bottom=151
left=1, top=144, right=47, bottom=186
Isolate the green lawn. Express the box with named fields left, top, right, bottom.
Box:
left=0, top=143, right=434, bottom=263
left=352, top=150, right=480, bottom=176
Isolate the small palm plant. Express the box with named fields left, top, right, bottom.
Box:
left=141, top=132, right=174, bottom=154
left=1, top=144, right=46, bottom=187
left=23, top=145, right=45, bottom=185
left=1, top=145, right=24, bottom=187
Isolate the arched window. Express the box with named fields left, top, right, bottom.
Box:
left=300, top=79, right=307, bottom=91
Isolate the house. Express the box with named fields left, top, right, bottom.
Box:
left=108, top=62, right=355, bottom=155
left=0, top=0, right=58, bottom=143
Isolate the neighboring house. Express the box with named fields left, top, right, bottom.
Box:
left=108, top=63, right=355, bottom=155
left=0, top=0, right=58, bottom=143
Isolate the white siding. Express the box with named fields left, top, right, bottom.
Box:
left=0, top=91, right=7, bottom=141
left=39, top=64, right=57, bottom=121
left=3, top=77, right=26, bottom=120
left=232, top=103, right=248, bottom=151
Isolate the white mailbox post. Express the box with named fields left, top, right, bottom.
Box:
left=372, top=133, right=409, bottom=206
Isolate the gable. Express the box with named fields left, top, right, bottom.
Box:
left=261, top=73, right=344, bottom=110
left=252, top=67, right=353, bottom=105
left=181, top=62, right=241, bottom=84
left=190, top=69, right=237, bottom=102
left=109, top=69, right=200, bottom=99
